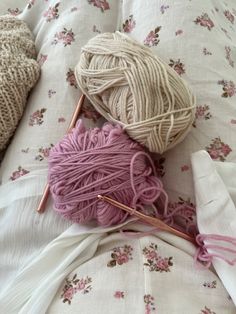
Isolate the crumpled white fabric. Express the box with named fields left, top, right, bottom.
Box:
left=0, top=150, right=236, bottom=313
left=0, top=219, right=200, bottom=314
left=192, top=150, right=236, bottom=305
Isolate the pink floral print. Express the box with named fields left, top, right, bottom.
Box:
left=170, top=197, right=195, bottom=212
left=206, top=137, right=232, bottom=161
left=10, top=166, right=29, bottom=181
left=107, top=245, right=133, bottom=267
left=43, top=2, right=60, bottom=22
left=181, top=165, right=189, bottom=172
left=114, top=291, right=125, bottom=299
left=175, top=29, right=183, bottom=36
left=88, top=0, right=110, bottom=12
left=218, top=80, right=236, bottom=98
left=35, top=144, right=54, bottom=161
left=144, top=27, right=161, bottom=47
left=144, top=294, right=156, bottom=314
left=160, top=5, right=169, bottom=14
left=37, top=54, right=48, bottom=66
left=66, top=68, right=78, bottom=88
left=143, top=243, right=173, bottom=272
left=168, top=197, right=196, bottom=234
left=92, top=25, right=101, bottom=34
left=203, top=48, right=212, bottom=56
left=48, top=89, right=56, bottom=98
left=58, top=117, right=66, bottom=123
left=82, top=101, right=101, bottom=122
left=194, top=13, right=214, bottom=30
left=225, top=46, right=234, bottom=67
left=7, top=8, right=22, bottom=16
left=52, top=28, right=75, bottom=47
left=154, top=157, right=165, bottom=177
left=29, top=108, right=47, bottom=126
left=61, top=274, right=92, bottom=304
left=169, top=59, right=185, bottom=76
left=203, top=280, right=217, bottom=289
left=27, top=0, right=35, bottom=9
left=200, top=306, right=216, bottom=314
left=224, top=10, right=234, bottom=24
left=123, top=15, right=136, bottom=33
left=193, top=105, right=212, bottom=127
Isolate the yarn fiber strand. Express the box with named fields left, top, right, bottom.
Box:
left=75, top=32, right=195, bottom=154
left=48, top=120, right=166, bottom=226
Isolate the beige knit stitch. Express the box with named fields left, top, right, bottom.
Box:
left=75, top=32, right=196, bottom=154
left=0, top=16, right=40, bottom=151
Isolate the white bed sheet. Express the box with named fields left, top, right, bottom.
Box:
left=0, top=1, right=236, bottom=312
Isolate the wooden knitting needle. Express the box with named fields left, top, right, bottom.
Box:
left=37, top=94, right=85, bottom=213
left=97, top=195, right=196, bottom=244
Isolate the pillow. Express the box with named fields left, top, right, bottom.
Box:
left=0, top=15, right=40, bottom=151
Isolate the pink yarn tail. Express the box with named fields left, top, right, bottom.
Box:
left=195, top=233, right=236, bottom=268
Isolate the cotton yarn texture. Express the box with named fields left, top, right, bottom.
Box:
left=0, top=15, right=40, bottom=151
left=48, top=120, right=166, bottom=226
left=75, top=32, right=196, bottom=154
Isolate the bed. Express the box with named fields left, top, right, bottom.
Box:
left=0, top=1, right=236, bottom=313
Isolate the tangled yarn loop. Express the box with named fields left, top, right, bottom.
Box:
left=195, top=233, right=236, bottom=268
left=75, top=32, right=196, bottom=154
left=48, top=120, right=166, bottom=226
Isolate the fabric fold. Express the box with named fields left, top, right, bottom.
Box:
left=1, top=151, right=236, bottom=312
left=191, top=150, right=236, bottom=305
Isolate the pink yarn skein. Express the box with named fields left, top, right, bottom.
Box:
left=48, top=120, right=166, bottom=226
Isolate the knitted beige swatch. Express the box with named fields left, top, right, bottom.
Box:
left=0, top=16, right=40, bottom=151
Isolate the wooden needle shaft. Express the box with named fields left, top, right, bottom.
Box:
left=37, top=94, right=85, bottom=213
left=97, top=195, right=196, bottom=244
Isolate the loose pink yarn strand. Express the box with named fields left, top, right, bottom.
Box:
left=195, top=233, right=236, bottom=266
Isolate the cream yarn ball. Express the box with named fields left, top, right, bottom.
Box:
left=75, top=32, right=196, bottom=154
left=0, top=16, right=40, bottom=152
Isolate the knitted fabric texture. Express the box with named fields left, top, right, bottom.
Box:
left=0, top=16, right=40, bottom=151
